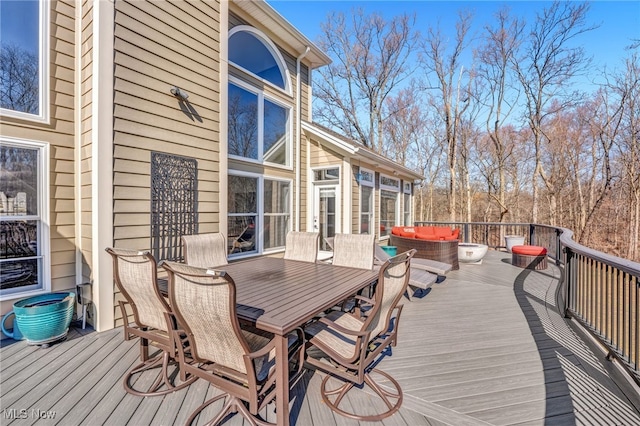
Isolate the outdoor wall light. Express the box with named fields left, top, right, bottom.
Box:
left=170, top=86, right=189, bottom=101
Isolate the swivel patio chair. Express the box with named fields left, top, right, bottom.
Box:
left=331, top=233, right=375, bottom=270
left=283, top=231, right=319, bottom=263
left=303, top=249, right=415, bottom=421
left=160, top=261, right=305, bottom=426
left=105, top=247, right=196, bottom=397
left=182, top=232, right=228, bottom=268
left=374, top=244, right=442, bottom=300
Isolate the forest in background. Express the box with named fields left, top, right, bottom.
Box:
left=311, top=1, right=639, bottom=262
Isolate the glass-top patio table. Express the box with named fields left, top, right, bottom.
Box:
left=159, top=256, right=379, bottom=426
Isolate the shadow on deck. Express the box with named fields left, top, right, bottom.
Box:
left=1, top=250, right=639, bottom=425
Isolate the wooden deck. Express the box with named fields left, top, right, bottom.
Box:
left=2, top=251, right=639, bottom=425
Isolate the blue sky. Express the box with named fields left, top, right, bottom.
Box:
left=269, top=0, right=640, bottom=84
left=0, top=1, right=39, bottom=52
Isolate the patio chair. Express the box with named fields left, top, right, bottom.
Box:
left=284, top=231, right=319, bottom=262
left=304, top=249, right=416, bottom=421
left=182, top=233, right=227, bottom=268
left=160, top=261, right=305, bottom=426
left=105, top=247, right=196, bottom=397
left=331, top=233, right=375, bottom=270
left=374, top=244, right=440, bottom=301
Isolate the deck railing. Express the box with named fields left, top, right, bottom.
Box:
left=415, top=221, right=640, bottom=385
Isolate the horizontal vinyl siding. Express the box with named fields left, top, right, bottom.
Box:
left=113, top=0, right=222, bottom=252
left=80, top=0, right=93, bottom=294
left=0, top=0, right=77, bottom=315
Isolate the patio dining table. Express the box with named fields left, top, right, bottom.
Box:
left=159, top=256, right=379, bottom=426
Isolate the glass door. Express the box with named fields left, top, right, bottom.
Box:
left=313, top=185, right=339, bottom=251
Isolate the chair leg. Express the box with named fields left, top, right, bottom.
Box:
left=123, top=350, right=197, bottom=397
left=188, top=394, right=274, bottom=426
left=320, top=368, right=403, bottom=421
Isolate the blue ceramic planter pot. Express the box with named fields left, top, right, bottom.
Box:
left=381, top=246, right=398, bottom=256
left=3, top=292, right=75, bottom=346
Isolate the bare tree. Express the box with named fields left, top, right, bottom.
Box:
left=314, top=9, right=418, bottom=152
left=419, top=10, right=473, bottom=222
left=382, top=84, right=425, bottom=166
left=513, top=1, right=595, bottom=224
left=475, top=7, right=523, bottom=226
left=0, top=43, right=39, bottom=114
left=612, top=51, right=640, bottom=260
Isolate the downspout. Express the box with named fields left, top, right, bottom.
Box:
left=295, top=46, right=310, bottom=231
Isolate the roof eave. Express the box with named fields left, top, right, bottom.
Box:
left=302, top=122, right=424, bottom=181
left=231, top=0, right=331, bottom=69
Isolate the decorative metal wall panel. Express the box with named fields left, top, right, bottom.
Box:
left=151, top=152, right=198, bottom=262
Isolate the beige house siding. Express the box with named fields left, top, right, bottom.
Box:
left=0, top=0, right=78, bottom=314
left=112, top=0, right=222, bottom=326
left=80, top=0, right=93, bottom=292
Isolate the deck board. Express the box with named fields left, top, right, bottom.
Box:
left=1, top=250, right=639, bottom=425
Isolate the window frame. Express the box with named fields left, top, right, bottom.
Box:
left=358, top=167, right=375, bottom=235
left=228, top=25, right=292, bottom=95
left=263, top=176, right=292, bottom=253
left=228, top=77, right=293, bottom=169
left=0, top=136, right=50, bottom=301
left=379, top=173, right=400, bottom=240
left=227, top=170, right=292, bottom=259
left=0, top=0, right=50, bottom=123
left=403, top=181, right=412, bottom=226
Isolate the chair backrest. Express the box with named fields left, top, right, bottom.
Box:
left=182, top=233, right=228, bottom=268
left=374, top=244, right=391, bottom=266
left=161, top=261, right=251, bottom=375
left=332, top=233, right=375, bottom=270
left=105, top=247, right=169, bottom=331
left=284, top=231, right=319, bottom=262
left=364, top=249, right=415, bottom=338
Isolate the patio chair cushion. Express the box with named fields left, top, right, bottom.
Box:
left=415, top=232, right=439, bottom=241
left=511, top=245, right=547, bottom=256
left=391, top=226, right=416, bottom=237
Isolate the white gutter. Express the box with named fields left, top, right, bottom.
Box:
left=295, top=46, right=310, bottom=232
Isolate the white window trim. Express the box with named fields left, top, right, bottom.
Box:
left=227, top=170, right=292, bottom=258
left=0, top=137, right=51, bottom=301
left=228, top=25, right=292, bottom=96
left=358, top=167, right=375, bottom=187
left=228, top=77, right=293, bottom=170
left=379, top=173, right=400, bottom=192
left=403, top=181, right=412, bottom=225
left=359, top=184, right=375, bottom=236
left=380, top=173, right=401, bottom=238
left=0, top=0, right=50, bottom=124
left=311, top=165, right=341, bottom=183
left=263, top=175, right=293, bottom=254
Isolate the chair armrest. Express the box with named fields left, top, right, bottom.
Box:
left=316, top=316, right=370, bottom=339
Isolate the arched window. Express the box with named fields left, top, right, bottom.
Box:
left=229, top=27, right=289, bottom=91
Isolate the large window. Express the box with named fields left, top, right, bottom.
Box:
left=379, top=174, right=400, bottom=238
left=0, top=0, right=49, bottom=122
left=228, top=27, right=288, bottom=91
left=228, top=173, right=291, bottom=256
left=228, top=81, right=290, bottom=166
left=359, top=167, right=374, bottom=235
left=1, top=138, right=49, bottom=299
left=264, top=180, right=290, bottom=250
